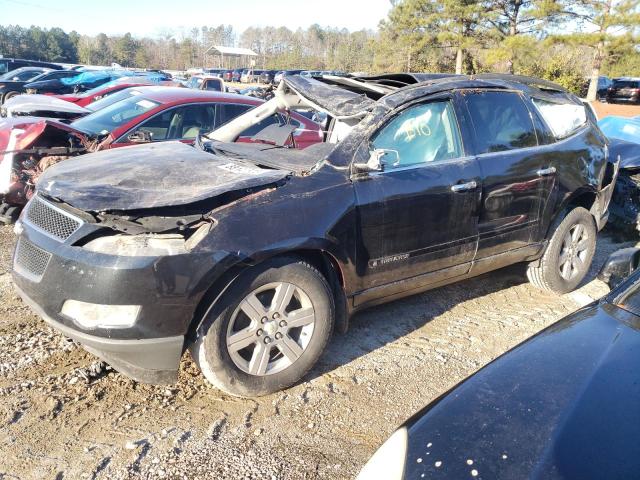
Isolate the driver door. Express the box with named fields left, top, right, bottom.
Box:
left=353, top=96, right=482, bottom=303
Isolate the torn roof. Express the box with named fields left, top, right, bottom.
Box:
left=282, top=73, right=576, bottom=119
left=283, top=75, right=377, bottom=120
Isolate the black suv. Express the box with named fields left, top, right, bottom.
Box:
left=13, top=74, right=618, bottom=397
left=605, top=77, right=640, bottom=104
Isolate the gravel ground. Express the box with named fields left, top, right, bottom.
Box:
left=0, top=223, right=637, bottom=480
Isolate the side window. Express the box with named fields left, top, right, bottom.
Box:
left=178, top=104, right=215, bottom=139
left=204, top=80, right=222, bottom=91
left=15, top=70, right=38, bottom=81
left=532, top=98, right=587, bottom=139
left=131, top=108, right=175, bottom=141
left=370, top=100, right=463, bottom=168
left=464, top=91, right=537, bottom=153
left=215, top=103, right=253, bottom=128
left=130, top=104, right=215, bottom=141
left=240, top=114, right=283, bottom=137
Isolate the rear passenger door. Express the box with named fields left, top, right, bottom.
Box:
left=461, top=90, right=549, bottom=259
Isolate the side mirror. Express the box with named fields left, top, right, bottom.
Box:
left=353, top=148, right=400, bottom=173
left=127, top=130, right=153, bottom=143
left=597, top=247, right=640, bottom=289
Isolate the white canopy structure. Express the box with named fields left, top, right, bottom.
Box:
left=212, top=46, right=258, bottom=57
left=204, top=45, right=258, bottom=69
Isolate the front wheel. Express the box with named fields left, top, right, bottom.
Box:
left=190, top=257, right=334, bottom=397
left=527, top=207, right=597, bottom=294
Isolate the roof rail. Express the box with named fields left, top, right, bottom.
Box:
left=472, top=73, right=567, bottom=92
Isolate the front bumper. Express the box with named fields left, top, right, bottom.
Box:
left=10, top=195, right=235, bottom=384
left=14, top=282, right=183, bottom=384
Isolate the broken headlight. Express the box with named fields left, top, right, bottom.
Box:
left=83, top=234, right=187, bottom=257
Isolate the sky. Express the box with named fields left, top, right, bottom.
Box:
left=0, top=0, right=392, bottom=37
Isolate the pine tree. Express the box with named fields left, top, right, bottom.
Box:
left=551, top=0, right=640, bottom=100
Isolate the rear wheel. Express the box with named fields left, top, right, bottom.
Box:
left=527, top=207, right=596, bottom=294
left=190, top=257, right=334, bottom=397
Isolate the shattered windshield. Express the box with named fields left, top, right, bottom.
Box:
left=71, top=95, right=160, bottom=136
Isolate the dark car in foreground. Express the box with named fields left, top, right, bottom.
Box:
left=605, top=77, right=640, bottom=104
left=358, top=248, right=640, bottom=480
left=12, top=74, right=617, bottom=397
left=0, top=68, right=78, bottom=104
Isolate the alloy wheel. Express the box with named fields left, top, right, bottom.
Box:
left=558, top=223, right=590, bottom=281
left=226, top=282, right=316, bottom=376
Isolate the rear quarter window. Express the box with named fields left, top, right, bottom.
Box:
left=532, top=98, right=587, bottom=139
left=613, top=80, right=640, bottom=89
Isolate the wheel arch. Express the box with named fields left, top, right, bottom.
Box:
left=545, top=187, right=598, bottom=240
left=186, top=248, right=349, bottom=343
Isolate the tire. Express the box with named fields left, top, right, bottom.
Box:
left=190, top=257, right=334, bottom=397
left=527, top=207, right=597, bottom=294
left=2, top=91, right=19, bottom=102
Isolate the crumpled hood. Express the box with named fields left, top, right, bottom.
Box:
left=37, top=141, right=290, bottom=211
left=403, top=303, right=640, bottom=479
left=3, top=94, right=90, bottom=118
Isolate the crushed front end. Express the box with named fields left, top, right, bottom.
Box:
left=610, top=168, right=640, bottom=231
left=11, top=141, right=294, bottom=384
left=0, top=119, right=93, bottom=222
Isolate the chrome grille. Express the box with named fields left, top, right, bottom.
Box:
left=13, top=237, right=51, bottom=281
left=26, top=196, right=82, bottom=241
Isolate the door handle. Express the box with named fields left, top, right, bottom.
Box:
left=451, top=180, right=477, bottom=193
left=537, top=167, right=556, bottom=176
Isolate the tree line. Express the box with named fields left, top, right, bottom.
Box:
left=1, top=0, right=639, bottom=99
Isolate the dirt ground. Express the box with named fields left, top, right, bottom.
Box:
left=591, top=100, right=640, bottom=118
left=1, top=224, right=637, bottom=480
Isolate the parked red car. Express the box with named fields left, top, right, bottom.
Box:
left=54, top=78, right=181, bottom=107
left=0, top=86, right=323, bottom=219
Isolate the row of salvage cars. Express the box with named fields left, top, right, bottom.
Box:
left=0, top=82, right=322, bottom=220
left=3, top=72, right=640, bottom=478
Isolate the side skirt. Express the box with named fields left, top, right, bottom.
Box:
left=350, top=242, right=545, bottom=312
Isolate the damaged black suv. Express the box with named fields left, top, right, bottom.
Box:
left=12, top=74, right=618, bottom=397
